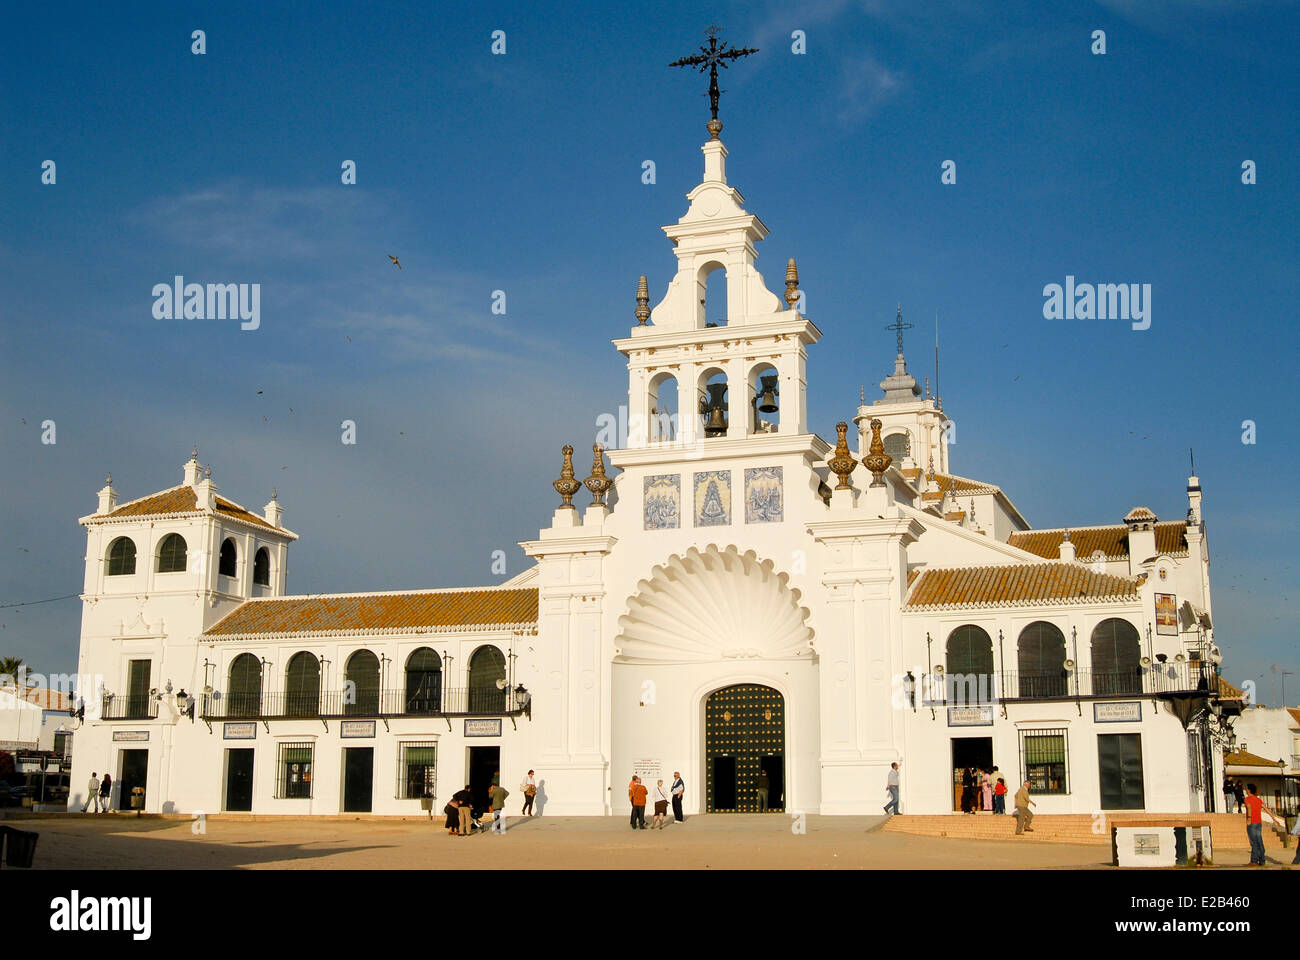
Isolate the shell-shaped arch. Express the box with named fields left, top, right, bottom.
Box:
left=616, top=544, right=814, bottom=662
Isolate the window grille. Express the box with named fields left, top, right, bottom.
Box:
left=1019, top=728, right=1069, bottom=795
left=276, top=742, right=314, bottom=799
left=396, top=742, right=438, bottom=799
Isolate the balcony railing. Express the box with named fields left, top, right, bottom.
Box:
left=100, top=693, right=159, bottom=720
left=201, top=686, right=528, bottom=721
left=921, top=661, right=1218, bottom=706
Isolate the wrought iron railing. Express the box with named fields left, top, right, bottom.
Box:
left=100, top=693, right=159, bottom=720
left=201, top=685, right=527, bottom=720
left=921, top=661, right=1217, bottom=706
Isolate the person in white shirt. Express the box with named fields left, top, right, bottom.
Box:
left=653, top=779, right=670, bottom=829
left=83, top=772, right=101, bottom=813
left=520, top=770, right=537, bottom=816
left=883, top=762, right=900, bottom=815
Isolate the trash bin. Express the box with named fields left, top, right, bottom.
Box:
left=130, top=787, right=145, bottom=813
left=0, top=826, right=39, bottom=868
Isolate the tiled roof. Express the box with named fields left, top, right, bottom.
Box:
left=1287, top=708, right=1300, bottom=727
left=1218, top=677, right=1246, bottom=700
left=1224, top=750, right=1284, bottom=769
left=905, top=561, right=1141, bottom=609
left=8, top=687, right=73, bottom=711
left=1124, top=506, right=1158, bottom=523
left=1007, top=521, right=1188, bottom=560
left=204, top=587, right=539, bottom=639
left=90, top=485, right=282, bottom=533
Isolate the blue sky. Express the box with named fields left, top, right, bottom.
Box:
left=1, top=1, right=1297, bottom=701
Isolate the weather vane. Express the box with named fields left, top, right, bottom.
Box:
left=669, top=24, right=759, bottom=139
left=885, top=304, right=913, bottom=356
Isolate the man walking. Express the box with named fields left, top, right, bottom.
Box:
left=1222, top=775, right=1235, bottom=814
left=671, top=771, right=685, bottom=823
left=520, top=769, right=537, bottom=816
left=1013, top=779, right=1036, bottom=835
left=1242, top=782, right=1276, bottom=866
left=883, top=762, right=900, bottom=815
left=630, top=777, right=648, bottom=830
left=83, top=772, right=101, bottom=813
left=488, top=780, right=510, bottom=833
left=756, top=769, right=770, bottom=812
left=628, top=774, right=640, bottom=827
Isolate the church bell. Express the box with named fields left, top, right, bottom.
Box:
left=756, top=374, right=779, bottom=414
left=701, top=383, right=728, bottom=437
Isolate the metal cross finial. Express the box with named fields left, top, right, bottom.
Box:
left=669, top=25, right=759, bottom=137
left=885, top=304, right=913, bottom=356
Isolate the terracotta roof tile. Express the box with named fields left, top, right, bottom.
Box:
left=204, top=587, right=539, bottom=638
left=1007, top=521, right=1188, bottom=560
left=904, top=561, right=1141, bottom=609
left=1224, top=750, right=1284, bottom=768
left=90, top=485, right=281, bottom=532
left=13, top=687, right=73, bottom=710
left=1287, top=708, right=1300, bottom=727
left=1218, top=677, right=1245, bottom=700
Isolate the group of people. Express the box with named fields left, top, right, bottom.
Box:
left=81, top=771, right=112, bottom=813
left=1232, top=780, right=1300, bottom=866
left=958, top=765, right=1010, bottom=814
left=883, top=762, right=1036, bottom=834
left=628, top=772, right=686, bottom=829
left=442, top=769, right=539, bottom=836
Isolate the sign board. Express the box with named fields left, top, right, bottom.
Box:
left=464, top=719, right=502, bottom=738
left=1094, top=701, right=1142, bottom=723
left=1134, top=833, right=1161, bottom=855
left=947, top=706, right=994, bottom=727
left=340, top=720, right=376, bottom=739
left=112, top=730, right=149, bottom=742
left=223, top=722, right=257, bottom=740
left=1155, top=593, right=1179, bottom=636
left=633, top=758, right=662, bottom=785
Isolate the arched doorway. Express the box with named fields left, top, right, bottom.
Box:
left=704, top=683, right=785, bottom=813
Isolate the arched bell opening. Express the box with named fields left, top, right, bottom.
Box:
left=696, top=260, right=728, bottom=329
left=647, top=371, right=679, bottom=443
left=697, top=367, right=729, bottom=439
left=748, top=362, right=780, bottom=435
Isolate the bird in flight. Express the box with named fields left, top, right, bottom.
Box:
left=388, top=255, right=402, bottom=270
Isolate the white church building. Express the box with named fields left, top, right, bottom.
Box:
left=66, top=119, right=1231, bottom=819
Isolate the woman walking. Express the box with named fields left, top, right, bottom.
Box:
left=980, top=768, right=993, bottom=812
left=520, top=770, right=537, bottom=816
left=98, top=773, right=113, bottom=813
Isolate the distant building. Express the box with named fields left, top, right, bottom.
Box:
left=1228, top=705, right=1300, bottom=814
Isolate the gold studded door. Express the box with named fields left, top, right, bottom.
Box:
left=705, top=684, right=785, bottom=812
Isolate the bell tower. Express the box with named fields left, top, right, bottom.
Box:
left=613, top=135, right=821, bottom=449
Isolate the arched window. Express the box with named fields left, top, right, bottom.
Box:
left=227, top=653, right=262, bottom=717
left=1091, top=618, right=1142, bottom=695
left=1017, top=621, right=1068, bottom=698
left=699, top=368, right=729, bottom=438
left=106, top=537, right=136, bottom=576
left=647, top=372, right=679, bottom=443
left=467, top=646, right=506, bottom=713
left=749, top=363, right=780, bottom=435
left=345, top=649, right=380, bottom=716
left=284, top=652, right=320, bottom=717
left=405, top=648, right=442, bottom=714
left=156, top=533, right=187, bottom=573
left=884, top=432, right=911, bottom=463
left=697, top=261, right=728, bottom=328
left=945, top=625, right=994, bottom=704
left=253, top=547, right=271, bottom=586
left=219, top=538, right=237, bottom=578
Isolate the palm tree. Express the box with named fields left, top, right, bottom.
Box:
left=0, top=656, right=24, bottom=682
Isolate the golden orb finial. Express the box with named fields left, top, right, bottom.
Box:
left=828, top=422, right=858, bottom=491
left=862, top=418, right=893, bottom=486
left=553, top=444, right=582, bottom=507
left=584, top=443, right=613, bottom=506
left=635, top=275, right=650, bottom=325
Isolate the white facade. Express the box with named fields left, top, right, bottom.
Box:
left=67, top=130, right=1230, bottom=819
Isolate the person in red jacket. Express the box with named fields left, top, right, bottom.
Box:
left=630, top=778, right=649, bottom=830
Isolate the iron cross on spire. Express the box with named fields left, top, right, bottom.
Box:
left=669, top=24, right=759, bottom=138
left=886, top=304, right=913, bottom=356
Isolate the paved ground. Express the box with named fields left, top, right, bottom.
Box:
left=5, top=811, right=1289, bottom=870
